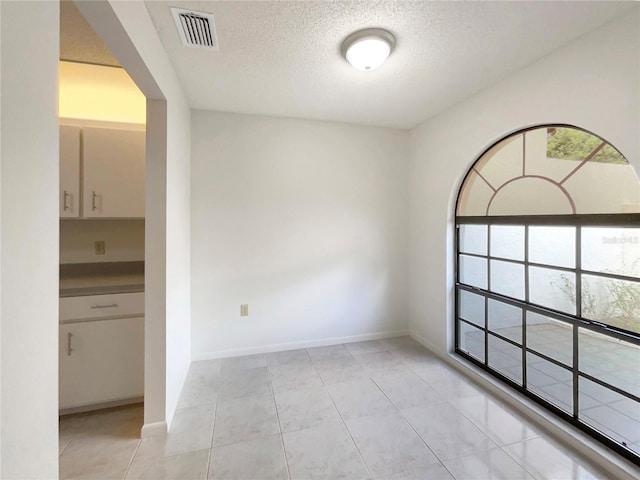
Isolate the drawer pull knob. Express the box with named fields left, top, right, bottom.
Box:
left=90, top=303, right=119, bottom=309
left=67, top=332, right=73, bottom=356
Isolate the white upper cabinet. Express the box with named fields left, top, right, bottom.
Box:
left=60, top=125, right=81, bottom=218
left=83, top=126, right=145, bottom=218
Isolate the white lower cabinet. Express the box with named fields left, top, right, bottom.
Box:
left=59, top=316, right=144, bottom=411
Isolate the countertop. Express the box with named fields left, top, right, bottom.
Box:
left=60, top=262, right=144, bottom=297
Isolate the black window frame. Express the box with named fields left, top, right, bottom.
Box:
left=454, top=123, right=640, bottom=466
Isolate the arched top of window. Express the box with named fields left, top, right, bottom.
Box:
left=457, top=125, right=640, bottom=217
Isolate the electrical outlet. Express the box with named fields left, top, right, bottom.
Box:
left=95, top=240, right=106, bottom=255
left=240, top=304, right=249, bottom=316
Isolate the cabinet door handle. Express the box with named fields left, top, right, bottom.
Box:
left=92, top=191, right=98, bottom=211
left=90, top=303, right=119, bottom=309
left=67, top=332, right=73, bottom=356
left=63, top=190, right=71, bottom=211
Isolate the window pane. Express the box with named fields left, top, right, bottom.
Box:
left=529, top=226, right=575, bottom=268
left=529, top=266, right=576, bottom=315
left=490, top=260, right=525, bottom=299
left=527, top=353, right=573, bottom=414
left=488, top=299, right=521, bottom=344
left=459, top=289, right=485, bottom=328
left=459, top=321, right=484, bottom=362
left=459, top=255, right=487, bottom=289
left=488, top=335, right=522, bottom=385
left=526, top=312, right=573, bottom=366
left=459, top=224, right=488, bottom=256
left=490, top=225, right=525, bottom=260
left=582, top=227, right=640, bottom=277
left=579, top=377, right=640, bottom=453
left=581, top=275, right=640, bottom=334
left=578, top=328, right=640, bottom=398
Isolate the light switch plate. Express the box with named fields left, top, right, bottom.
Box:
left=240, top=304, right=249, bottom=316
left=95, top=240, right=106, bottom=255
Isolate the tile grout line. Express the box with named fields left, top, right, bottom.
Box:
left=121, top=437, right=142, bottom=480
left=499, top=440, right=541, bottom=479
left=394, top=353, right=541, bottom=478
left=325, top=383, right=375, bottom=480
left=322, top=342, right=422, bottom=480
left=205, top=388, right=220, bottom=480
left=267, top=360, right=293, bottom=480
left=381, top=344, right=522, bottom=476
left=310, top=345, right=379, bottom=475
left=368, top=367, right=450, bottom=477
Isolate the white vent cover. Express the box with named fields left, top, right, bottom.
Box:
left=171, top=7, right=218, bottom=50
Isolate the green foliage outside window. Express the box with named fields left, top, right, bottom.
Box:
left=546, top=127, right=627, bottom=164
left=552, top=266, right=640, bottom=335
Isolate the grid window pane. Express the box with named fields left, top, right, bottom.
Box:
left=490, top=260, right=525, bottom=299
left=459, top=289, right=485, bottom=328
left=579, top=377, right=640, bottom=452
left=459, top=224, right=488, bottom=256
left=529, top=226, right=576, bottom=268
left=526, top=312, right=573, bottom=366
left=459, top=255, right=487, bottom=289
left=581, top=275, right=640, bottom=334
left=488, top=335, right=522, bottom=385
left=529, top=266, right=576, bottom=315
left=459, top=321, right=485, bottom=362
left=488, top=299, right=522, bottom=344
left=490, top=225, right=525, bottom=260
left=582, top=227, right=640, bottom=277
left=456, top=124, right=640, bottom=461
left=578, top=328, right=640, bottom=398
left=527, top=353, right=573, bottom=414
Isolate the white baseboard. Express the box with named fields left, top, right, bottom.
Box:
left=192, top=329, right=409, bottom=361
left=59, top=396, right=143, bottom=416
left=408, top=330, right=441, bottom=355
left=141, top=421, right=167, bottom=438
left=409, top=330, right=639, bottom=480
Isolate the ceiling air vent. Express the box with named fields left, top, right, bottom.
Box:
left=171, top=7, right=218, bottom=50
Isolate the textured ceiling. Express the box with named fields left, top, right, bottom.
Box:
left=60, top=0, right=120, bottom=67
left=146, top=1, right=632, bottom=129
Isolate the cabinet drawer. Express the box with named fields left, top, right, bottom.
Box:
left=60, top=292, right=144, bottom=322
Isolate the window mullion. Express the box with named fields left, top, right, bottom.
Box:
left=485, top=224, right=491, bottom=366
left=573, top=226, right=582, bottom=419
left=455, top=225, right=461, bottom=352
left=523, top=225, right=529, bottom=388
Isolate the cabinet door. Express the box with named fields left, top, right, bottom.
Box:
left=60, top=125, right=80, bottom=218
left=59, top=317, right=144, bottom=410
left=83, top=127, right=145, bottom=218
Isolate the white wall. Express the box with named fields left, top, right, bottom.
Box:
left=191, top=112, right=409, bottom=359
left=76, top=0, right=192, bottom=432
left=408, top=9, right=640, bottom=355
left=0, top=3, right=3, bottom=472
left=109, top=2, right=192, bottom=432
left=0, top=1, right=59, bottom=477
left=163, top=94, right=191, bottom=421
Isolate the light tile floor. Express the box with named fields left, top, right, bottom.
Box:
left=60, top=336, right=624, bottom=479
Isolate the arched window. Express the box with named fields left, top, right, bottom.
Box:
left=455, top=125, right=640, bottom=463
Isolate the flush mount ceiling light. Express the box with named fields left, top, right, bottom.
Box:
left=341, top=28, right=396, bottom=71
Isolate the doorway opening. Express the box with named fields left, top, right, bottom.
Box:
left=58, top=0, right=146, bottom=465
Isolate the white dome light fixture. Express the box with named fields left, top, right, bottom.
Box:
left=341, top=28, right=396, bottom=71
